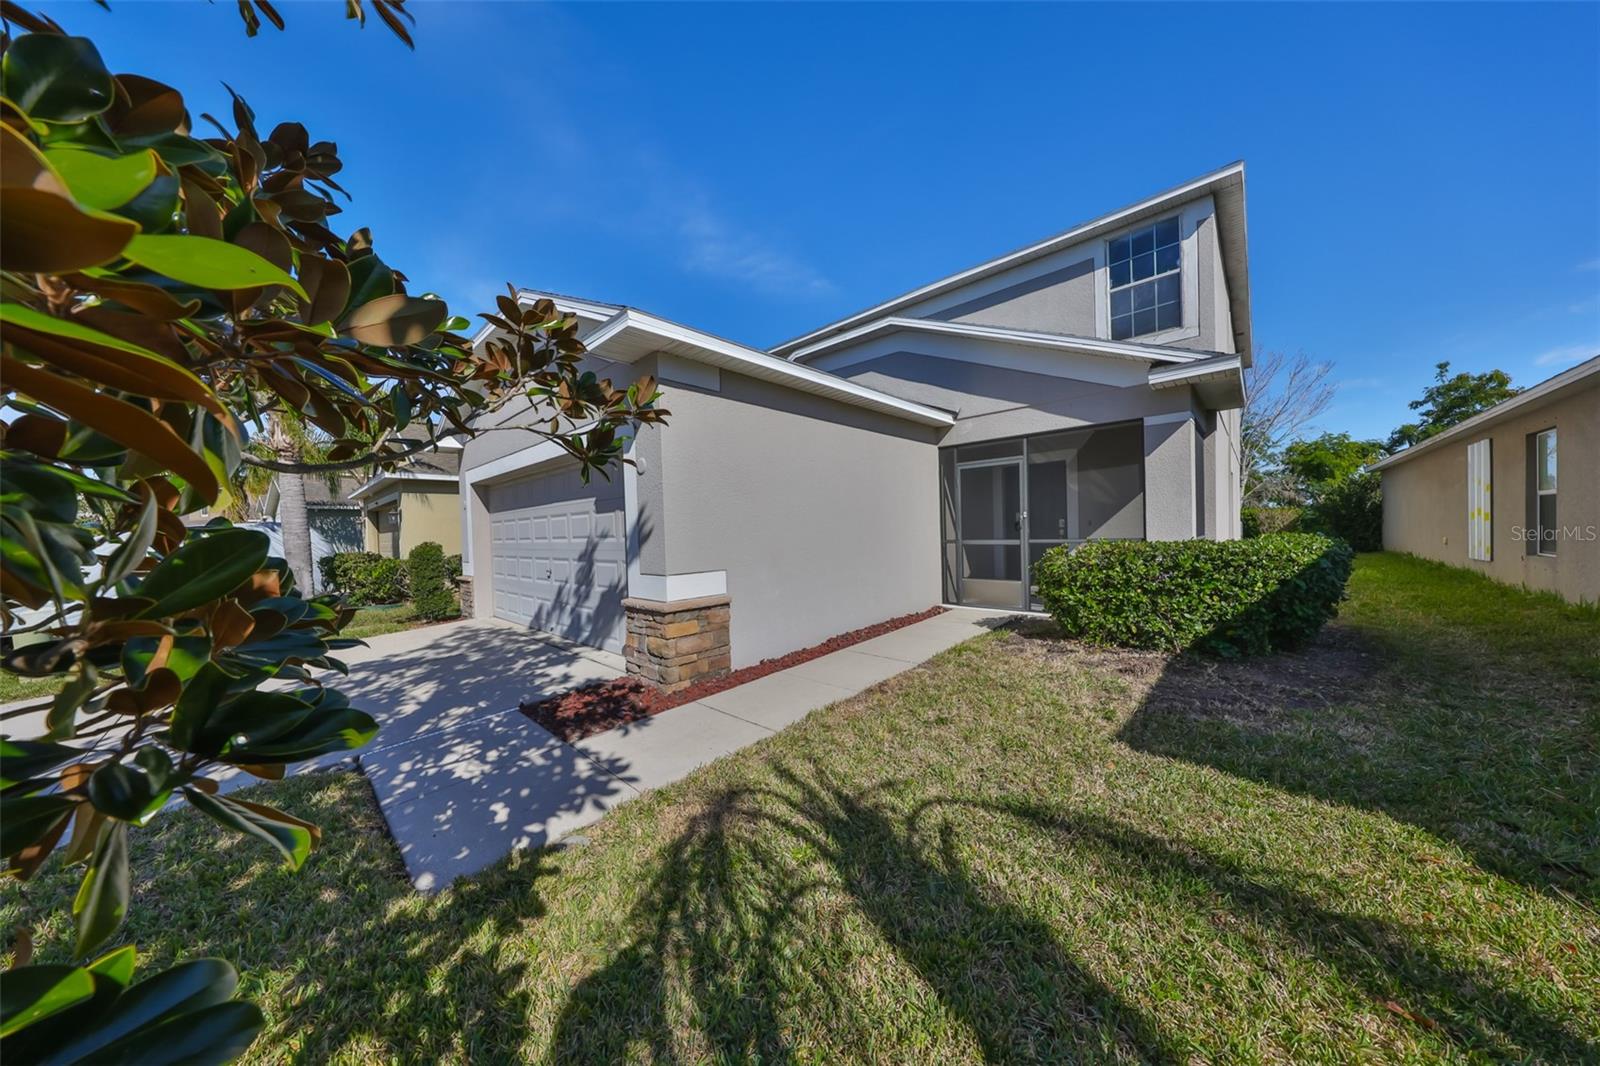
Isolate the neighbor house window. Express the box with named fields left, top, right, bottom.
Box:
left=1533, top=428, right=1557, bottom=556
left=1109, top=217, right=1181, bottom=340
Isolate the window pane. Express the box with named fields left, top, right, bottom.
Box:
left=1109, top=236, right=1131, bottom=263
left=1131, top=227, right=1155, bottom=256
left=1538, top=494, right=1558, bottom=554
left=1112, top=314, right=1133, bottom=340
left=1154, top=217, right=1180, bottom=248
left=1133, top=251, right=1155, bottom=280
left=958, top=462, right=1020, bottom=541
left=1133, top=308, right=1158, bottom=336
left=1157, top=301, right=1181, bottom=330
left=1110, top=259, right=1131, bottom=288
left=1156, top=274, right=1180, bottom=304
left=1131, top=282, right=1155, bottom=310
left=1028, top=458, right=1070, bottom=541
left=1156, top=243, right=1180, bottom=274
left=963, top=543, right=1020, bottom=581
left=1111, top=288, right=1132, bottom=316
left=1537, top=430, right=1557, bottom=491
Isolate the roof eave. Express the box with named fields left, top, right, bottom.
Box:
left=1368, top=355, right=1600, bottom=472
left=771, top=161, right=1250, bottom=359
left=585, top=309, right=956, bottom=428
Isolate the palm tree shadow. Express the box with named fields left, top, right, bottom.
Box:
left=958, top=798, right=1594, bottom=1061
left=548, top=760, right=1176, bottom=1063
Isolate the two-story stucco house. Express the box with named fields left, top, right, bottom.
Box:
left=459, top=163, right=1252, bottom=689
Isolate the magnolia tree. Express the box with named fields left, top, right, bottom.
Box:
left=0, top=3, right=665, bottom=1060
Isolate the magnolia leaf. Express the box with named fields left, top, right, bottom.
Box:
left=342, top=293, right=446, bottom=347
left=107, top=73, right=185, bottom=138
left=121, top=234, right=308, bottom=300
left=297, top=254, right=350, bottom=326
left=342, top=252, right=393, bottom=313
left=182, top=788, right=313, bottom=869
left=0, top=302, right=222, bottom=414
left=0, top=34, right=114, bottom=122
left=43, top=146, right=159, bottom=211
left=0, top=185, right=139, bottom=273
left=132, top=528, right=269, bottom=620
left=0, top=964, right=95, bottom=1038
left=0, top=122, right=69, bottom=195
left=72, top=819, right=129, bottom=959
left=0, top=356, right=220, bottom=501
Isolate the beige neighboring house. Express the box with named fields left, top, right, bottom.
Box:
left=349, top=436, right=462, bottom=559
left=1371, top=355, right=1598, bottom=604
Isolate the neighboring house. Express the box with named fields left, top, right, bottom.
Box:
left=1371, top=355, right=1598, bottom=604
left=186, top=474, right=365, bottom=594
left=349, top=437, right=463, bottom=559
left=460, top=163, right=1251, bottom=688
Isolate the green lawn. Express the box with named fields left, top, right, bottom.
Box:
left=4, top=553, right=1597, bottom=1062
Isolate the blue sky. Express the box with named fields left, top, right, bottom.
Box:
left=42, top=1, right=1600, bottom=442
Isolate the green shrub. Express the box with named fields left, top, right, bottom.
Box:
left=446, top=553, right=463, bottom=581
left=321, top=551, right=408, bottom=606
left=1033, top=533, right=1354, bottom=657
left=1304, top=472, right=1382, bottom=552
left=1241, top=506, right=1302, bottom=538
left=407, top=541, right=459, bottom=620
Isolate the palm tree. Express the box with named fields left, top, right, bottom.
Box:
left=232, top=415, right=338, bottom=593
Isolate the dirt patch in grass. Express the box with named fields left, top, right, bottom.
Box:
left=1001, top=619, right=1387, bottom=730
left=523, top=606, right=948, bottom=741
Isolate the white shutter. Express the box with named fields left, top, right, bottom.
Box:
left=1466, top=438, right=1492, bottom=561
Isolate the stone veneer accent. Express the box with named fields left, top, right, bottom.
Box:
left=623, top=594, right=731, bottom=693
left=455, top=576, right=473, bottom=617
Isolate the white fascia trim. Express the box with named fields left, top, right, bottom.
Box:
left=462, top=435, right=586, bottom=487
left=790, top=316, right=1207, bottom=367
left=469, top=290, right=624, bottom=348
left=347, top=472, right=460, bottom=501
left=772, top=161, right=1246, bottom=356
left=1148, top=354, right=1242, bottom=388
left=1367, top=355, right=1600, bottom=471
left=585, top=309, right=955, bottom=428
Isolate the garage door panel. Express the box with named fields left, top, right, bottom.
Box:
left=486, top=465, right=627, bottom=655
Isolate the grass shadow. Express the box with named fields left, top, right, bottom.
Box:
left=1102, top=552, right=1600, bottom=896
left=549, top=760, right=1177, bottom=1063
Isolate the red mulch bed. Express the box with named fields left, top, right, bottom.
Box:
left=521, top=605, right=948, bottom=741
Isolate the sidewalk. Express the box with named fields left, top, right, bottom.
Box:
left=359, top=608, right=1012, bottom=890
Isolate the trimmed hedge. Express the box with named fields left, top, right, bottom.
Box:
left=1033, top=533, right=1354, bottom=657
left=407, top=541, right=459, bottom=621
left=320, top=551, right=408, bottom=606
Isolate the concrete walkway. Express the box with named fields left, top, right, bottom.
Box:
left=357, top=609, right=1012, bottom=890
left=1, top=610, right=1012, bottom=891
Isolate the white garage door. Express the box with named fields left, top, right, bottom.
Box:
left=487, top=465, right=627, bottom=654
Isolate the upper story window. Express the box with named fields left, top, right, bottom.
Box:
left=1109, top=217, right=1181, bottom=340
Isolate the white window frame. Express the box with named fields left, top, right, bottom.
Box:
left=1534, top=428, right=1557, bottom=557
left=1107, top=216, right=1182, bottom=341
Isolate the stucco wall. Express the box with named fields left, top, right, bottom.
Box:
left=818, top=342, right=1194, bottom=447
left=652, top=368, right=943, bottom=667
left=1143, top=417, right=1197, bottom=540
left=398, top=486, right=461, bottom=557
left=1381, top=380, right=1598, bottom=603
left=928, top=258, right=1097, bottom=335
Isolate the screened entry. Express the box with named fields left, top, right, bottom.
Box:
left=940, top=422, right=1145, bottom=610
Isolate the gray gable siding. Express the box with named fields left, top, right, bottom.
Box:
left=833, top=349, right=1191, bottom=448
left=924, top=258, right=1097, bottom=336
